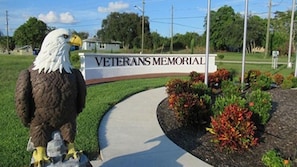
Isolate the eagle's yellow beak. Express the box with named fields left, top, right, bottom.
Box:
left=69, top=35, right=82, bottom=47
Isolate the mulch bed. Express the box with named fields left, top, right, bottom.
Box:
left=157, top=88, right=297, bottom=167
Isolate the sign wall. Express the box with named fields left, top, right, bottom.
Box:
left=79, top=53, right=217, bottom=81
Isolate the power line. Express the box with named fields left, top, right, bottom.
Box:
left=151, top=16, right=204, bottom=21
left=265, top=0, right=272, bottom=58
left=6, top=10, right=9, bottom=53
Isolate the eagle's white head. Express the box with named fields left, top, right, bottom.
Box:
left=32, top=28, right=82, bottom=74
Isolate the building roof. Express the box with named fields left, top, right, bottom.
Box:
left=83, top=38, right=121, bottom=44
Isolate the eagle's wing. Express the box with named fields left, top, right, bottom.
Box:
left=15, top=69, right=34, bottom=127
left=73, top=69, right=86, bottom=114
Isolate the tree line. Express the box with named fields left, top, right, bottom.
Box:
left=1, top=5, right=295, bottom=56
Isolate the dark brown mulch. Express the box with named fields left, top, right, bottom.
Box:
left=157, top=88, right=297, bottom=167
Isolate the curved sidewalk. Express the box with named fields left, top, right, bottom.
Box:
left=90, top=87, right=212, bottom=167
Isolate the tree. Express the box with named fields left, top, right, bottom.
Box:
left=270, top=10, right=297, bottom=55
left=151, top=31, right=162, bottom=52
left=71, top=30, right=89, bottom=40
left=13, top=17, right=48, bottom=50
left=209, top=6, right=243, bottom=51
left=0, top=36, right=15, bottom=52
left=97, top=12, right=151, bottom=49
left=247, top=15, right=266, bottom=53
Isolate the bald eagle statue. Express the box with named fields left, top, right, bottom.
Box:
left=15, top=28, right=86, bottom=167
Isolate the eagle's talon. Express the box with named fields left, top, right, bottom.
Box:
left=31, top=147, right=50, bottom=167
left=64, top=143, right=82, bottom=160
left=65, top=150, right=83, bottom=160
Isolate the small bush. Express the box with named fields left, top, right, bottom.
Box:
left=262, top=149, right=291, bottom=167
left=166, top=79, right=190, bottom=95
left=281, top=74, right=297, bottom=89
left=221, top=80, right=241, bottom=97
left=189, top=69, right=231, bottom=89
left=211, top=95, right=246, bottom=117
left=167, top=81, right=212, bottom=126
left=246, top=89, right=272, bottom=125
left=168, top=92, right=211, bottom=126
left=291, top=77, right=297, bottom=88
left=218, top=54, right=224, bottom=60
left=244, top=69, right=261, bottom=84
left=208, top=104, right=258, bottom=152
left=209, top=68, right=231, bottom=89
left=189, top=71, right=204, bottom=83
left=191, top=81, right=212, bottom=96
left=281, top=79, right=293, bottom=89
left=273, top=73, right=284, bottom=85
left=250, top=74, right=273, bottom=91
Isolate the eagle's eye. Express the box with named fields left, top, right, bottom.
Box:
left=63, top=34, right=69, bottom=39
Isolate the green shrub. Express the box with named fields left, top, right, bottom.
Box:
left=207, top=104, right=258, bottom=152
left=218, top=54, right=224, bottom=60
left=291, top=77, right=297, bottom=88
left=281, top=79, right=293, bottom=89
left=221, top=80, right=241, bottom=97
left=191, top=81, right=212, bottom=96
left=262, top=149, right=291, bottom=167
left=211, top=95, right=246, bottom=117
left=251, top=74, right=273, bottom=91
left=246, top=89, right=272, bottom=124
left=244, top=69, right=261, bottom=84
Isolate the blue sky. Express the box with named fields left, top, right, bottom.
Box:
left=0, top=0, right=292, bottom=38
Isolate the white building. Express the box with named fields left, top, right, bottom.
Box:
left=82, top=38, right=121, bottom=51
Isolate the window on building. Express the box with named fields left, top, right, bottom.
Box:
left=99, top=43, right=105, bottom=49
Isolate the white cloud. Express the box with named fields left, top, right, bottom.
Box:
left=38, top=11, right=58, bottom=23
left=38, top=11, right=76, bottom=24
left=98, top=1, right=129, bottom=13
left=60, top=12, right=76, bottom=23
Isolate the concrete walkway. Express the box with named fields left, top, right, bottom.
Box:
left=90, top=87, right=212, bottom=167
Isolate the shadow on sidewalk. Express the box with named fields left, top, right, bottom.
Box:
left=97, top=135, right=184, bottom=167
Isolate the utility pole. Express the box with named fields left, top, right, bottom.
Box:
left=170, top=5, right=173, bottom=53
left=205, top=0, right=211, bottom=85
left=141, top=0, right=145, bottom=54
left=134, top=1, right=145, bottom=54
left=288, top=0, right=295, bottom=68
left=241, top=0, right=249, bottom=91
left=264, top=0, right=272, bottom=58
left=6, top=10, right=9, bottom=54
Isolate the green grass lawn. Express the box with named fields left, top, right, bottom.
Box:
left=0, top=52, right=295, bottom=166
left=0, top=54, right=184, bottom=166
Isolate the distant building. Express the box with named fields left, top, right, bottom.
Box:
left=82, top=38, right=121, bottom=51
left=15, top=45, right=33, bottom=55
left=252, top=47, right=265, bottom=53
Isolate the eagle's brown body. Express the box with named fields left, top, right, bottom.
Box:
left=15, top=65, right=86, bottom=147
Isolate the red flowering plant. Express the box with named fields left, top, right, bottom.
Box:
left=165, top=79, right=191, bottom=95
left=166, top=79, right=212, bottom=126
left=170, top=92, right=200, bottom=125
left=189, top=69, right=231, bottom=90
left=207, top=104, right=258, bottom=152
left=241, top=69, right=261, bottom=87
left=189, top=71, right=204, bottom=83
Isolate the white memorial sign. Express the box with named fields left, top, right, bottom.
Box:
left=79, top=53, right=217, bottom=81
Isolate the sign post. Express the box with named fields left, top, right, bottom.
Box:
left=272, top=50, right=279, bottom=69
